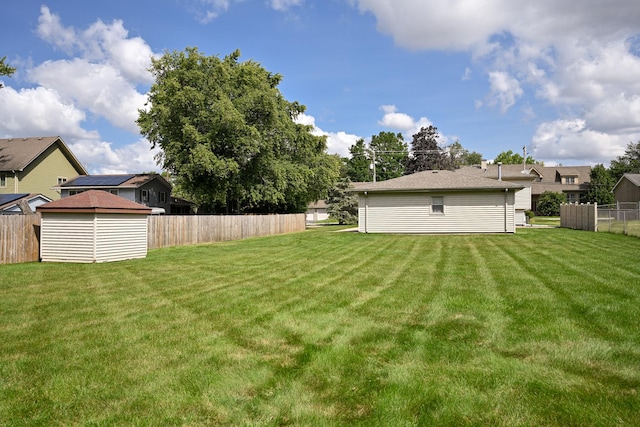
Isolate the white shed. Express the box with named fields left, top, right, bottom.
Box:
left=36, top=190, right=152, bottom=263
left=354, top=170, right=524, bottom=234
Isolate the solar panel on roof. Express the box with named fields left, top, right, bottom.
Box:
left=64, top=175, right=135, bottom=187
left=0, top=194, right=28, bottom=205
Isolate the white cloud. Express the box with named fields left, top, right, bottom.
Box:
left=28, top=6, right=156, bottom=137
left=193, top=0, right=231, bottom=23
left=69, top=138, right=161, bottom=174
left=487, top=71, right=523, bottom=113
left=28, top=59, right=147, bottom=134
left=296, top=113, right=360, bottom=157
left=532, top=119, right=633, bottom=165
left=584, top=94, right=640, bottom=134
left=190, top=0, right=302, bottom=23
left=36, top=5, right=77, bottom=54
left=353, top=0, right=640, bottom=164
left=270, top=0, right=304, bottom=11
left=0, top=86, right=96, bottom=139
left=37, top=6, right=155, bottom=84
left=377, top=105, right=432, bottom=138
left=354, top=1, right=640, bottom=51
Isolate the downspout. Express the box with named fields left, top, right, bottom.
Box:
left=504, top=188, right=509, bottom=232
left=13, top=170, right=18, bottom=193
left=364, top=191, right=368, bottom=233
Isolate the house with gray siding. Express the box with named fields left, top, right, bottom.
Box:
left=354, top=170, right=523, bottom=234
left=58, top=174, right=172, bottom=214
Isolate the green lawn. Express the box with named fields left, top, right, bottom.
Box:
left=1, top=227, right=639, bottom=426
left=529, top=216, right=560, bottom=226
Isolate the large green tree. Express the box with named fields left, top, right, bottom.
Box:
left=610, top=141, right=640, bottom=183
left=494, top=149, right=536, bottom=165
left=405, top=126, right=452, bottom=174
left=346, top=138, right=372, bottom=182
left=585, top=164, right=615, bottom=206
left=138, top=48, right=340, bottom=213
left=448, top=140, right=483, bottom=167
left=369, top=131, right=407, bottom=181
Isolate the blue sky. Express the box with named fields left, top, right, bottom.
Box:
left=2, top=0, right=640, bottom=173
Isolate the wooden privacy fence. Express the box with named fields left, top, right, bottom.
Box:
left=0, top=214, right=41, bottom=264
left=1, top=213, right=306, bottom=264
left=560, top=203, right=597, bottom=231
left=147, top=214, right=306, bottom=249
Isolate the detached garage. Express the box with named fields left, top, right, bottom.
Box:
left=354, top=170, right=523, bottom=234
left=36, top=190, right=152, bottom=263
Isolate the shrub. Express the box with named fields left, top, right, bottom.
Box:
left=537, top=191, right=566, bottom=216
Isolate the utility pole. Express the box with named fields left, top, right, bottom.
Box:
left=522, top=146, right=527, bottom=170
left=372, top=150, right=376, bottom=182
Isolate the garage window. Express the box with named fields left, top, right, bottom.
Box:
left=432, top=196, right=444, bottom=214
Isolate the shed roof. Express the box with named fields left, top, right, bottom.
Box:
left=36, top=190, right=152, bottom=214
left=0, top=136, right=87, bottom=174
left=621, top=173, right=640, bottom=187
left=612, top=173, right=640, bottom=192
left=354, top=170, right=524, bottom=193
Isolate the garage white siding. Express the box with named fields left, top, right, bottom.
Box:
left=40, top=212, right=148, bottom=263
left=358, top=191, right=516, bottom=234
left=40, top=213, right=97, bottom=262
left=95, top=214, right=148, bottom=262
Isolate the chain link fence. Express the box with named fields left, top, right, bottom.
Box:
left=597, top=205, right=640, bottom=237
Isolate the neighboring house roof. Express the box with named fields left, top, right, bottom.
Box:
left=531, top=165, right=591, bottom=195
left=354, top=170, right=524, bottom=193
left=0, top=193, right=30, bottom=207
left=457, top=165, right=540, bottom=181
left=307, top=200, right=327, bottom=209
left=0, top=136, right=87, bottom=174
left=60, top=173, right=172, bottom=190
left=0, top=193, right=53, bottom=214
left=37, top=190, right=152, bottom=214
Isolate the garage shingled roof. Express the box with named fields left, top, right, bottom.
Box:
left=36, top=190, right=152, bottom=215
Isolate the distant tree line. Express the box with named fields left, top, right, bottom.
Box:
left=344, top=126, right=483, bottom=183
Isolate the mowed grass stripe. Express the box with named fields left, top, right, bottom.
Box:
left=500, top=231, right=640, bottom=343
left=1, top=227, right=640, bottom=425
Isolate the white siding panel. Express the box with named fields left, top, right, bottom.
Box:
left=95, top=214, right=147, bottom=262
left=513, top=185, right=531, bottom=210
left=40, top=213, right=97, bottom=262
left=359, top=191, right=517, bottom=234
left=40, top=212, right=148, bottom=263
